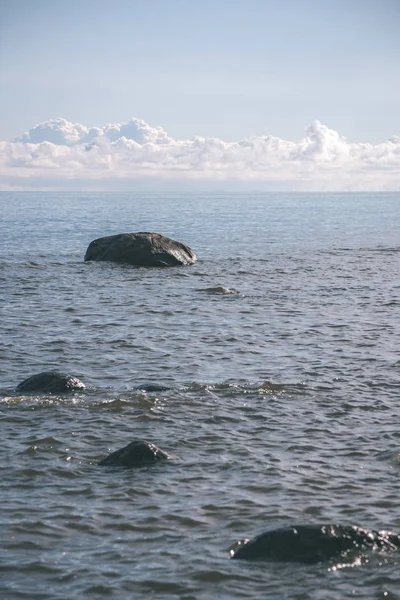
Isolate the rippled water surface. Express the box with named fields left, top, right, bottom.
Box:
left=1, top=192, right=400, bottom=599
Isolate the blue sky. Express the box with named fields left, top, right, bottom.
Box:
left=0, top=0, right=399, bottom=191
left=1, top=0, right=399, bottom=142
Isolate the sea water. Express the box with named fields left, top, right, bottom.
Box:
left=1, top=192, right=399, bottom=599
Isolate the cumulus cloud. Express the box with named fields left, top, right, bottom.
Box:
left=14, top=117, right=172, bottom=146
left=1, top=117, right=399, bottom=190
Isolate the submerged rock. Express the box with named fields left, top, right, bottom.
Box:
left=17, top=371, right=85, bottom=393
left=98, top=440, right=171, bottom=467
left=196, top=286, right=238, bottom=295
left=84, top=232, right=197, bottom=267
left=230, top=524, right=400, bottom=563
left=135, top=383, right=171, bottom=392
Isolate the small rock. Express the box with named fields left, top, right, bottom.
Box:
left=98, top=440, right=171, bottom=467
left=17, top=371, right=85, bottom=393
left=230, top=524, right=400, bottom=563
left=135, top=383, right=171, bottom=392
left=197, top=286, right=238, bottom=295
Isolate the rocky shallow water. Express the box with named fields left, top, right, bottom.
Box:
left=1, top=192, right=399, bottom=599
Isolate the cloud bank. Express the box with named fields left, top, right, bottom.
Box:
left=1, top=117, right=399, bottom=190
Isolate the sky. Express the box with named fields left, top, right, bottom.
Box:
left=0, top=0, right=399, bottom=191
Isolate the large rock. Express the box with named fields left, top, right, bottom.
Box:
left=230, top=524, right=400, bottom=563
left=84, top=232, right=197, bottom=267
left=98, top=440, right=171, bottom=467
left=17, top=371, right=85, bottom=393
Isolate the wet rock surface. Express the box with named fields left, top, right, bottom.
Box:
left=84, top=232, right=197, bottom=267
left=98, top=440, right=171, bottom=467
left=16, top=371, right=85, bottom=393
left=230, top=524, right=400, bottom=563
left=196, top=286, right=238, bottom=295
left=135, top=383, right=172, bottom=392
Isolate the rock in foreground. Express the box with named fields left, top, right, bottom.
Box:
left=98, top=440, right=171, bottom=467
left=17, top=371, right=85, bottom=393
left=230, top=524, right=400, bottom=563
left=84, top=232, right=197, bottom=267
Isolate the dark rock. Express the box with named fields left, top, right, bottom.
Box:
left=136, top=383, right=171, bottom=392
left=230, top=524, right=400, bottom=563
left=98, top=440, right=171, bottom=467
left=17, top=371, right=85, bottom=393
left=84, top=232, right=197, bottom=267
left=196, top=286, right=238, bottom=295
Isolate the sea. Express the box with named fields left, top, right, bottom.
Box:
left=1, top=191, right=399, bottom=600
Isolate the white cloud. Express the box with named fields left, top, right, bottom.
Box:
left=15, top=117, right=173, bottom=146
left=1, top=117, right=399, bottom=190
left=15, top=118, right=88, bottom=145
